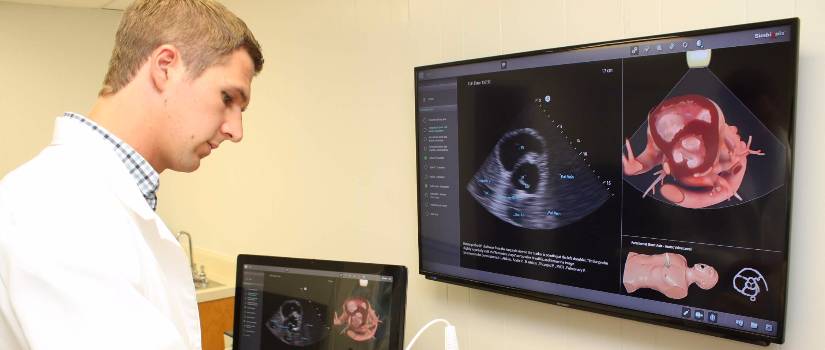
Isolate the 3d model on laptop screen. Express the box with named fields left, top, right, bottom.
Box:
left=232, top=255, right=407, bottom=350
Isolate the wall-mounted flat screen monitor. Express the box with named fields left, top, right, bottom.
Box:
left=415, top=18, right=798, bottom=345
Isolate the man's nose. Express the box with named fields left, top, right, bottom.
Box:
left=221, top=113, right=243, bottom=142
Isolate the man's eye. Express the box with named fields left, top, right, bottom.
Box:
left=222, top=91, right=233, bottom=105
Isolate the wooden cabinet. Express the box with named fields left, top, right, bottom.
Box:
left=198, top=297, right=234, bottom=350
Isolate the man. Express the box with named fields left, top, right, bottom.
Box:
left=0, top=1, right=263, bottom=349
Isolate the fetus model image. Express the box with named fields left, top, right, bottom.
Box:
left=333, top=297, right=381, bottom=342
left=622, top=94, right=764, bottom=208
left=623, top=252, right=719, bottom=299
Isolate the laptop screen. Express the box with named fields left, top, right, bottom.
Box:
left=233, top=255, right=408, bottom=350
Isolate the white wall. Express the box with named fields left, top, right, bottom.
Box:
left=3, top=1, right=824, bottom=349
left=0, top=2, right=120, bottom=174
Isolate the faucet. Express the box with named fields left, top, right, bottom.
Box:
left=175, top=231, right=196, bottom=277
left=176, top=231, right=209, bottom=288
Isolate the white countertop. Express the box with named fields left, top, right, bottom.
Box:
left=192, top=248, right=236, bottom=303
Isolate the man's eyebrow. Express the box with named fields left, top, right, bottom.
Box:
left=232, top=87, right=249, bottom=105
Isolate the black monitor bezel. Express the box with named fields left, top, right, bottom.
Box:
left=232, top=254, right=409, bottom=350
left=414, top=17, right=799, bottom=346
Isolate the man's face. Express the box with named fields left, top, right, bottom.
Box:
left=160, top=48, right=254, bottom=172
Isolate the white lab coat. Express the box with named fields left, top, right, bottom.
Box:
left=0, top=117, right=202, bottom=349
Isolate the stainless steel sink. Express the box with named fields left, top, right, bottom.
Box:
left=194, top=279, right=224, bottom=290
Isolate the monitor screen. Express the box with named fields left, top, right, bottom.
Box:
left=233, top=255, right=408, bottom=350
left=415, top=18, right=798, bottom=345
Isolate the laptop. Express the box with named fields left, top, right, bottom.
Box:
left=232, top=254, right=408, bottom=350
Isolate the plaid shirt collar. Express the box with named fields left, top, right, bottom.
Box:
left=63, top=112, right=160, bottom=211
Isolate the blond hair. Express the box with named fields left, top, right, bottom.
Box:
left=100, top=0, right=264, bottom=96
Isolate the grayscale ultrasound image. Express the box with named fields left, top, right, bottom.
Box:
left=467, top=127, right=609, bottom=229
left=265, top=299, right=329, bottom=347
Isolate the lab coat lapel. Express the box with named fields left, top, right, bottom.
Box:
left=108, top=155, right=201, bottom=347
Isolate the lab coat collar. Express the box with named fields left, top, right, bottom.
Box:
left=50, top=115, right=157, bottom=221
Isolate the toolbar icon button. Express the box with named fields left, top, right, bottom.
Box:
left=750, top=321, right=759, bottom=330
left=693, top=310, right=704, bottom=321
left=681, top=307, right=691, bottom=318
left=735, top=319, right=745, bottom=327
left=765, top=324, right=774, bottom=332
left=708, top=312, right=718, bottom=323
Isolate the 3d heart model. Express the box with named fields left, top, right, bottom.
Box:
left=622, top=94, right=764, bottom=208
left=333, top=297, right=381, bottom=341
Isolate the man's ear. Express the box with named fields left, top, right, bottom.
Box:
left=149, top=44, right=183, bottom=93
